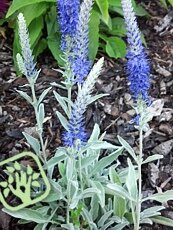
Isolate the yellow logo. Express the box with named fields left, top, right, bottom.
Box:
left=0, top=152, right=50, bottom=211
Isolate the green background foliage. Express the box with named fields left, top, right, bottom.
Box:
left=4, top=0, right=148, bottom=70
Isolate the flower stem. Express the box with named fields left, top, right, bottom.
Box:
left=30, top=82, right=47, bottom=167
left=68, top=86, right=72, bottom=115
left=135, top=128, right=143, bottom=230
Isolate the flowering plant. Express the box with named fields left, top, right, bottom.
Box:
left=2, top=0, right=173, bottom=230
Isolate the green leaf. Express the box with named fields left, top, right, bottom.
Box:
left=22, top=132, right=40, bottom=155
left=87, top=93, right=109, bottom=105
left=159, top=0, right=168, bottom=7
left=113, top=195, right=126, bottom=218
left=3, top=208, right=50, bottom=223
left=3, top=188, right=10, bottom=198
left=38, top=87, right=52, bottom=105
left=126, top=158, right=137, bottom=200
left=142, top=154, right=163, bottom=164
left=27, top=165, right=33, bottom=175
left=38, top=103, right=45, bottom=127
left=14, top=161, right=21, bottom=171
left=32, top=181, right=40, bottom=188
left=90, top=148, right=123, bottom=176
left=53, top=91, right=69, bottom=117
left=151, top=216, right=173, bottom=227
left=96, top=0, right=110, bottom=26
left=90, top=181, right=105, bottom=208
left=98, top=210, right=113, bottom=227
left=82, top=188, right=99, bottom=199
left=16, top=90, right=32, bottom=105
left=88, top=9, right=100, bottom=60
left=117, top=135, right=137, bottom=162
left=141, top=206, right=165, bottom=219
left=88, top=123, right=100, bottom=142
left=56, top=111, right=69, bottom=131
left=143, top=190, right=173, bottom=203
left=6, top=0, right=55, bottom=18
left=109, top=17, right=126, bottom=36
left=168, top=0, right=173, bottom=6
left=109, top=167, right=121, bottom=185
left=105, top=36, right=126, bottom=58
left=47, top=153, right=67, bottom=168
left=107, top=183, right=133, bottom=201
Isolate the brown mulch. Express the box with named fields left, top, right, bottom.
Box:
left=1, top=0, right=173, bottom=229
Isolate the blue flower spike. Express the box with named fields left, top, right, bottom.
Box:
left=121, top=0, right=150, bottom=103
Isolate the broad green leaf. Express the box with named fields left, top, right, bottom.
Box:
left=46, top=7, right=63, bottom=65
left=118, top=135, right=137, bottom=162
left=168, top=0, right=173, bottom=6
left=22, top=132, right=40, bottom=155
left=3, top=208, right=50, bottom=223
left=6, top=0, right=55, bottom=17
left=16, top=90, right=32, bottom=104
left=151, top=216, right=173, bottom=227
left=96, top=0, right=110, bottom=26
left=143, top=190, right=173, bottom=203
left=142, top=154, right=163, bottom=164
left=56, top=111, right=69, bottom=131
left=89, top=9, right=100, bottom=60
left=90, top=148, right=123, bottom=176
left=105, top=36, right=126, bottom=58
left=126, top=158, right=137, bottom=200
left=110, top=221, right=129, bottom=230
left=38, top=87, right=52, bottom=105
left=109, top=17, right=126, bottom=36
left=159, top=0, right=167, bottom=7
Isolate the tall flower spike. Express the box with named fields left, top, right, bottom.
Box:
left=121, top=0, right=150, bottom=102
left=63, top=58, right=104, bottom=148
left=17, top=13, right=38, bottom=78
left=57, top=0, right=80, bottom=50
left=71, top=0, right=93, bottom=84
